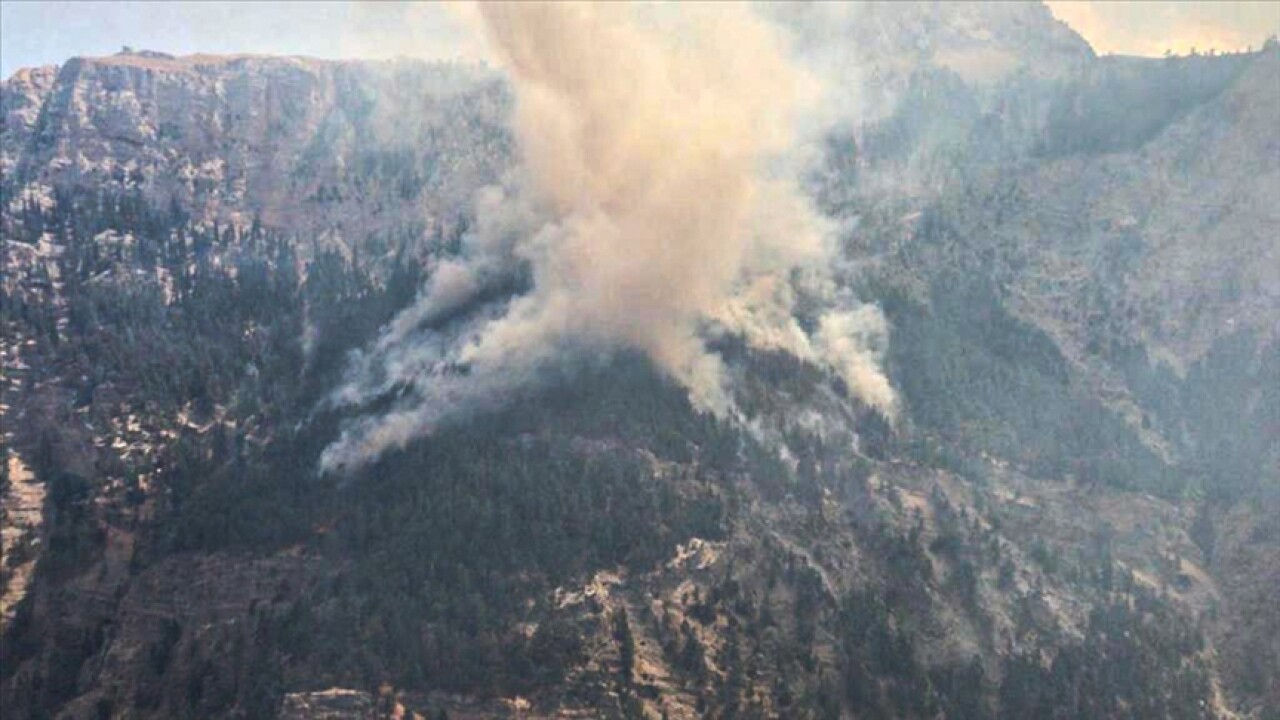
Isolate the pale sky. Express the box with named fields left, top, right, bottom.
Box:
left=0, top=1, right=486, bottom=78
left=3, top=2, right=1279, bottom=79
left=1046, top=1, right=1280, bottom=57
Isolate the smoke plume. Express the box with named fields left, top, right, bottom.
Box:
left=322, top=3, right=895, bottom=471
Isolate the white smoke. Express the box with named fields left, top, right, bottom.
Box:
left=321, top=3, right=895, bottom=471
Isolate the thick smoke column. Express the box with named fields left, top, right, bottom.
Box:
left=322, top=3, right=894, bottom=471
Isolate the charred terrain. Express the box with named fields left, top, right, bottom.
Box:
left=1, top=4, right=1278, bottom=719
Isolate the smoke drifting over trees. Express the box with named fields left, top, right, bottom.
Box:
left=322, top=3, right=895, bottom=471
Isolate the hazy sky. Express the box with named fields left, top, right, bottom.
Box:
left=1046, top=1, right=1280, bottom=56
left=3, top=1, right=1279, bottom=79
left=0, top=2, right=486, bottom=78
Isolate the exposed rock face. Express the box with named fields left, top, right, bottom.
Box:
left=0, top=65, right=59, bottom=179
left=3, top=50, right=512, bottom=250
left=280, top=688, right=375, bottom=720
left=0, top=453, right=45, bottom=629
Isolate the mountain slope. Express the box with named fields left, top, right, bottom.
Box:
left=2, top=17, right=1277, bottom=720
left=3, top=50, right=510, bottom=254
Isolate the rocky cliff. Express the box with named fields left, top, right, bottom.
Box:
left=3, top=50, right=510, bottom=257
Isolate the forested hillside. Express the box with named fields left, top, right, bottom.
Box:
left=2, top=10, right=1277, bottom=720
